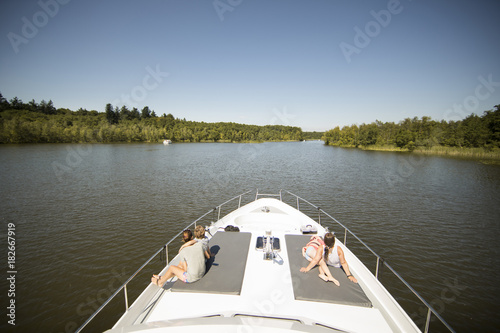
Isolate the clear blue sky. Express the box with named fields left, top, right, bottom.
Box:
left=1, top=0, right=499, bottom=131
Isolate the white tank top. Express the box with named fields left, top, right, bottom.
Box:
left=326, top=244, right=341, bottom=268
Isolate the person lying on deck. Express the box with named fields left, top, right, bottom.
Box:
left=323, top=232, right=358, bottom=283
left=151, top=229, right=206, bottom=286
left=300, top=235, right=340, bottom=286
left=178, top=225, right=211, bottom=259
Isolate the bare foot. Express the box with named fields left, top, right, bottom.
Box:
left=329, top=277, right=340, bottom=286
left=318, top=274, right=329, bottom=282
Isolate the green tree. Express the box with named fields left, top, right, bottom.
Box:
left=9, top=97, right=23, bottom=109
left=462, top=114, right=489, bottom=147
left=141, top=106, right=151, bottom=119
left=119, top=106, right=130, bottom=121
left=483, top=106, right=500, bottom=147
left=395, top=130, right=415, bottom=149
left=130, top=107, right=140, bottom=120
left=0, top=92, right=8, bottom=111
left=105, top=103, right=118, bottom=124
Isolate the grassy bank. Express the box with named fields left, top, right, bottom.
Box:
left=413, top=146, right=500, bottom=161
left=325, top=143, right=500, bottom=161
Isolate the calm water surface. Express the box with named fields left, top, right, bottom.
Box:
left=0, top=142, right=499, bottom=332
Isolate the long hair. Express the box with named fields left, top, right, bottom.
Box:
left=182, top=229, right=193, bottom=242
left=323, top=232, right=335, bottom=261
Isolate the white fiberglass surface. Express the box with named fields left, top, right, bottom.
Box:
left=146, top=223, right=394, bottom=333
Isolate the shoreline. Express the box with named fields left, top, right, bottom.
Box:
left=325, top=143, right=500, bottom=162
left=0, top=139, right=305, bottom=145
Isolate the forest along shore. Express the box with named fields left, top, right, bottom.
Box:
left=1, top=94, right=498, bottom=161
left=0, top=94, right=314, bottom=144
left=322, top=105, right=500, bottom=161
left=0, top=100, right=304, bottom=144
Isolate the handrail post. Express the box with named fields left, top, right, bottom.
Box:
left=238, top=194, right=242, bottom=208
left=344, top=228, right=347, bottom=245
left=124, top=284, right=129, bottom=311
left=279, top=189, right=282, bottom=201
left=318, top=207, right=321, bottom=225
left=375, top=257, right=380, bottom=279
left=165, top=245, right=169, bottom=266
left=424, top=308, right=432, bottom=333
left=217, top=206, right=221, bottom=221
left=375, top=256, right=384, bottom=280
left=296, top=197, right=300, bottom=211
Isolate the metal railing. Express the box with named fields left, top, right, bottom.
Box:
left=280, top=190, right=455, bottom=333
left=76, top=189, right=454, bottom=333
left=75, top=190, right=252, bottom=333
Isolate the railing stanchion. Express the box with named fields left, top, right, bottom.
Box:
left=424, top=308, right=432, bottom=333
left=165, top=245, right=169, bottom=266
left=318, top=207, right=321, bottom=225
left=124, top=284, right=129, bottom=311
left=217, top=206, right=221, bottom=221
left=344, top=228, right=347, bottom=245
left=296, top=197, right=300, bottom=211
left=375, top=257, right=384, bottom=280
left=238, top=195, right=242, bottom=208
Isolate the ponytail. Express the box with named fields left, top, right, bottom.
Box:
left=324, top=245, right=330, bottom=262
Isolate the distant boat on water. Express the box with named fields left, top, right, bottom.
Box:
left=163, top=139, right=172, bottom=145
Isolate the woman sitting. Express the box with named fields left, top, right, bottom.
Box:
left=300, top=235, right=340, bottom=286
left=151, top=229, right=205, bottom=287
left=323, top=232, right=357, bottom=283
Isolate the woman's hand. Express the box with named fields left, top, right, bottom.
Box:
left=347, top=275, right=358, bottom=283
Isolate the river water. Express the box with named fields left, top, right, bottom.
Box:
left=0, top=142, right=499, bottom=332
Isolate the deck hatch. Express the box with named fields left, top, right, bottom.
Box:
left=255, top=236, right=280, bottom=251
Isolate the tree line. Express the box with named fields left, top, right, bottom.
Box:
left=0, top=94, right=304, bottom=143
left=322, top=105, right=500, bottom=151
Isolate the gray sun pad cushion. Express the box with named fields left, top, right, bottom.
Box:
left=285, top=234, right=372, bottom=307
left=171, top=232, right=251, bottom=295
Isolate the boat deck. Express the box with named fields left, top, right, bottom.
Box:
left=108, top=198, right=421, bottom=333
left=139, top=232, right=391, bottom=332
left=171, top=232, right=251, bottom=295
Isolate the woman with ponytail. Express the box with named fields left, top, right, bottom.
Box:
left=300, top=235, right=340, bottom=286
left=323, top=232, right=357, bottom=283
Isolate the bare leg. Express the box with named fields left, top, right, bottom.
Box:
left=152, top=264, right=186, bottom=287
left=318, top=266, right=329, bottom=282
left=318, top=259, right=339, bottom=286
